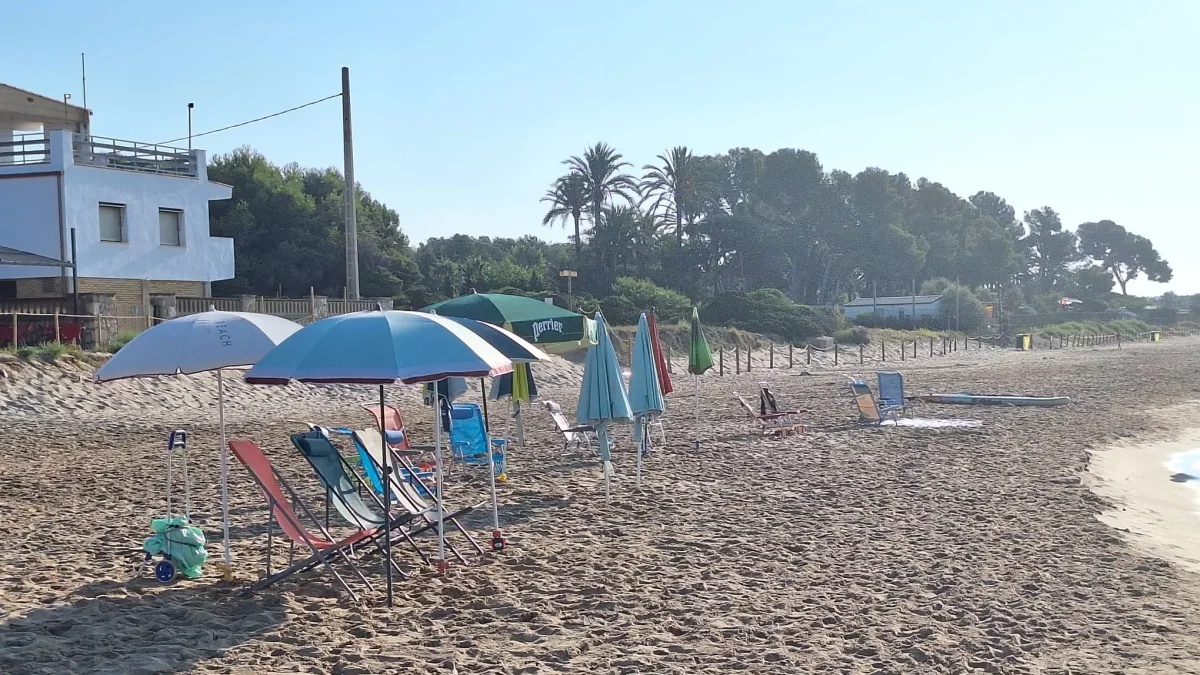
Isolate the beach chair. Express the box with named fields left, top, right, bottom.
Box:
left=542, top=400, right=598, bottom=455
left=362, top=403, right=409, bottom=447
left=877, top=372, right=914, bottom=417
left=449, top=403, right=506, bottom=475
left=734, top=392, right=805, bottom=435
left=290, top=431, right=436, bottom=572
left=228, top=440, right=378, bottom=601
left=352, top=427, right=485, bottom=559
left=851, top=380, right=901, bottom=425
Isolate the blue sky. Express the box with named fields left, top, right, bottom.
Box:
left=6, top=0, right=1197, bottom=294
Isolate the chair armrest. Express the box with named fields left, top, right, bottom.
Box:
left=565, top=425, right=596, bottom=434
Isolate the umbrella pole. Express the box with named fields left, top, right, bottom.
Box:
left=514, top=401, right=524, bottom=447
left=485, top=432, right=505, bottom=552
left=218, top=369, right=231, bottom=571
left=693, top=375, right=700, bottom=450
left=379, top=384, right=394, bottom=607
left=480, top=378, right=490, bottom=433
left=434, top=392, right=448, bottom=574
left=600, top=423, right=611, bottom=500
left=635, top=416, right=643, bottom=485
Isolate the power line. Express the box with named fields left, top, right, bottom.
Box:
left=158, top=93, right=341, bottom=145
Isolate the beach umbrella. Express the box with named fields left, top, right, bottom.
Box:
left=423, top=292, right=597, bottom=354
left=577, top=312, right=632, bottom=499
left=647, top=311, right=673, bottom=396
left=688, top=307, right=714, bottom=449
left=245, top=309, right=511, bottom=605
left=628, top=313, right=664, bottom=484
left=94, top=310, right=302, bottom=577
left=489, top=363, right=538, bottom=447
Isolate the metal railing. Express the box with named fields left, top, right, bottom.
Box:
left=0, top=133, right=51, bottom=166
left=72, top=134, right=197, bottom=177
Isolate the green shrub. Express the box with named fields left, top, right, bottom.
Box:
left=34, top=341, right=69, bottom=363
left=703, top=289, right=835, bottom=343
left=598, top=294, right=638, bottom=326
left=15, top=346, right=35, bottom=359
left=834, top=327, right=874, bottom=345
left=103, top=330, right=139, bottom=354
left=608, top=277, right=691, bottom=324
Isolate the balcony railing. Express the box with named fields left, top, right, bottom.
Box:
left=72, top=134, right=197, bottom=177
left=0, top=133, right=51, bottom=166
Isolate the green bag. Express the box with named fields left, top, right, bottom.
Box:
left=143, top=516, right=209, bottom=579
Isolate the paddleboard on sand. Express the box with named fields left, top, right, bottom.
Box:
left=914, top=393, right=1070, bottom=407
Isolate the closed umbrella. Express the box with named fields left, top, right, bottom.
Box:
left=647, top=311, right=673, bottom=396
left=577, top=312, right=632, bottom=499
left=628, top=313, right=664, bottom=484
left=688, top=307, right=714, bottom=450
left=94, top=310, right=302, bottom=577
left=245, top=309, right=512, bottom=605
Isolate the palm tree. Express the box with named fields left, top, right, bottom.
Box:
left=541, top=171, right=588, bottom=265
left=641, top=146, right=695, bottom=243
left=564, top=142, right=639, bottom=237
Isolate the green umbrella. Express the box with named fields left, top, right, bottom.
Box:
left=422, top=293, right=597, bottom=354
left=688, top=307, right=714, bottom=375
left=687, top=307, right=713, bottom=448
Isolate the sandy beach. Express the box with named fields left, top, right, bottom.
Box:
left=2, top=340, right=1200, bottom=673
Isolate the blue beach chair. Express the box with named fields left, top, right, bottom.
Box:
left=449, top=404, right=506, bottom=477
left=876, top=372, right=914, bottom=417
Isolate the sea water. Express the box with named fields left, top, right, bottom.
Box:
left=1164, top=449, right=1200, bottom=512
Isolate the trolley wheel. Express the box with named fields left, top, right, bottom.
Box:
left=154, top=559, right=177, bottom=583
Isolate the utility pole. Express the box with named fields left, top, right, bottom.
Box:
left=911, top=279, right=917, bottom=330
left=955, top=276, right=960, bottom=332
left=342, top=67, right=360, bottom=300
left=872, top=280, right=878, bottom=326
left=187, top=103, right=194, bottom=150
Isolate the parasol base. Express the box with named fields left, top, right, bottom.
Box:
left=490, top=529, right=507, bottom=552
left=436, top=559, right=451, bottom=577
left=214, top=562, right=234, bottom=581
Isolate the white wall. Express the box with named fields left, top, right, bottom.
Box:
left=844, top=302, right=941, bottom=320
left=0, top=131, right=235, bottom=283
left=0, top=174, right=62, bottom=278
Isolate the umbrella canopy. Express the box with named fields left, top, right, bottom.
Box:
left=442, top=316, right=550, bottom=364
left=95, top=310, right=301, bottom=381
left=647, top=312, right=673, bottom=396
left=628, top=313, right=664, bottom=417
left=688, top=307, right=714, bottom=376
left=423, top=293, right=596, bottom=353
left=577, top=312, right=631, bottom=498
left=94, top=310, right=302, bottom=574
left=245, top=310, right=512, bottom=385
left=490, top=363, right=538, bottom=402
left=578, top=312, right=632, bottom=428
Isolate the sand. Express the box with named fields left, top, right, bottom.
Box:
left=2, top=340, right=1200, bottom=673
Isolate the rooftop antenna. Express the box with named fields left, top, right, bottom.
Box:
left=81, top=53, right=87, bottom=113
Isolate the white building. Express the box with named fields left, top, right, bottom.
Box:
left=843, top=294, right=943, bottom=321
left=0, top=83, right=233, bottom=317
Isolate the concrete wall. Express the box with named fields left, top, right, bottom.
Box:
left=0, top=131, right=235, bottom=285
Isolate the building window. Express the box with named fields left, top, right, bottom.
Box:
left=99, top=203, right=125, bottom=242
left=0, top=280, right=15, bottom=299
left=159, top=208, right=183, bottom=246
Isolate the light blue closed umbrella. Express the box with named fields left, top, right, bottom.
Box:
left=577, top=311, right=631, bottom=499
left=628, top=312, right=664, bottom=485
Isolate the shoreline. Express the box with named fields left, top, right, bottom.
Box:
left=1088, top=425, right=1200, bottom=576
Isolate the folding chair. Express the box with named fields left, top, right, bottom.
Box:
left=851, top=380, right=901, bottom=425
left=734, top=393, right=805, bottom=435
left=449, top=404, right=505, bottom=475
left=876, top=372, right=914, bottom=417
left=228, top=440, right=378, bottom=601
left=352, top=428, right=486, bottom=559
left=542, top=400, right=599, bottom=455
left=290, top=431, right=437, bottom=574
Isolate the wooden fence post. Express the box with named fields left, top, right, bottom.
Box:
left=11, top=313, right=16, bottom=346
left=789, top=343, right=794, bottom=368
left=881, top=340, right=886, bottom=362
left=901, top=341, right=906, bottom=361
left=666, top=345, right=673, bottom=374
left=747, top=346, right=752, bottom=372
left=54, top=311, right=61, bottom=343
left=735, top=346, right=741, bottom=374
left=930, top=337, right=934, bottom=357
left=834, top=343, right=839, bottom=366
left=769, top=343, right=774, bottom=369
left=859, top=344, right=864, bottom=364
left=806, top=345, right=811, bottom=365
left=719, top=348, right=724, bottom=376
